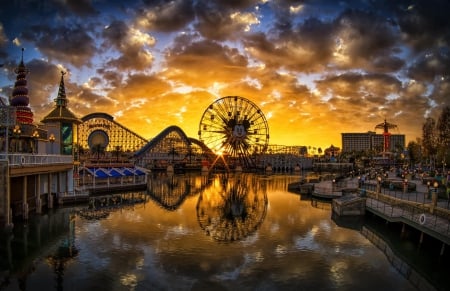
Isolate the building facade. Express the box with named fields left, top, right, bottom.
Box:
left=1, top=53, right=76, bottom=229
left=342, top=131, right=405, bottom=153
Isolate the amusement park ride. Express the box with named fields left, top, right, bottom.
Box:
left=198, top=96, right=270, bottom=170
left=375, top=118, right=398, bottom=154
left=75, top=96, right=272, bottom=172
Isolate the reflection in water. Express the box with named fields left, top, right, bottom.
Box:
left=0, top=209, right=76, bottom=290
left=78, top=192, right=148, bottom=221
left=311, top=198, right=332, bottom=210
left=45, top=213, right=78, bottom=291
left=147, top=172, right=211, bottom=210
left=196, top=173, right=268, bottom=241
left=360, top=226, right=436, bottom=291
left=1, top=174, right=448, bottom=290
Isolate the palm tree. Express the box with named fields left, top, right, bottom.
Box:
left=185, top=147, right=195, bottom=164
left=168, top=146, right=178, bottom=164
left=92, top=144, right=104, bottom=162
left=113, top=145, right=122, bottom=162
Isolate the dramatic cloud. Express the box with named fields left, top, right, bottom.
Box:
left=102, top=20, right=156, bottom=70
left=137, top=0, right=195, bottom=32
left=21, top=23, right=97, bottom=68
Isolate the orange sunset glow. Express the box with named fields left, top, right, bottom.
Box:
left=1, top=1, right=449, bottom=151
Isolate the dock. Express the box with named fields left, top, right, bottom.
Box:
left=288, top=173, right=359, bottom=200
left=332, top=195, right=366, bottom=216
left=58, top=181, right=148, bottom=206
left=76, top=182, right=147, bottom=195
left=289, top=171, right=450, bottom=250
left=57, top=191, right=90, bottom=205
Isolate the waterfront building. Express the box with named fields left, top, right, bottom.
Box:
left=0, top=51, right=75, bottom=229
left=341, top=131, right=405, bottom=153
left=260, top=144, right=312, bottom=172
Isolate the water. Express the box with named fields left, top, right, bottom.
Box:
left=0, top=173, right=444, bottom=290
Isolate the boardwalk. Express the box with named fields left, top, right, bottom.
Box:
left=299, top=170, right=450, bottom=247
left=365, top=191, right=450, bottom=246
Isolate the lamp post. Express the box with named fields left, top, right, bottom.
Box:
left=430, top=180, right=439, bottom=214
left=49, top=134, right=55, bottom=154
left=32, top=130, right=39, bottom=154
left=403, top=178, right=408, bottom=195
left=384, top=173, right=388, bottom=194
left=377, top=176, right=382, bottom=198
left=427, top=181, right=431, bottom=200
left=13, top=125, right=21, bottom=152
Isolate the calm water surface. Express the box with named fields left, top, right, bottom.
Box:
left=0, top=173, right=429, bottom=290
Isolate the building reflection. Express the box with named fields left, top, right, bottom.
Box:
left=0, top=209, right=75, bottom=289
left=77, top=192, right=148, bottom=221
left=45, top=213, right=78, bottom=291
left=196, top=173, right=268, bottom=241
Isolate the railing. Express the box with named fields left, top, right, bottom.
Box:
left=364, top=190, right=450, bottom=244
left=0, top=153, right=74, bottom=166
left=362, top=180, right=449, bottom=206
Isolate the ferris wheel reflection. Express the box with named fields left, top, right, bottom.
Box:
left=196, top=173, right=268, bottom=242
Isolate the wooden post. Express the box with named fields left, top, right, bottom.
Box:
left=22, top=176, right=28, bottom=220
left=36, top=175, right=42, bottom=214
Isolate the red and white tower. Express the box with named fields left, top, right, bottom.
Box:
left=10, top=48, right=34, bottom=124
left=375, top=118, right=398, bottom=153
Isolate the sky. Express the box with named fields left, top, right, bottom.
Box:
left=0, top=0, right=449, bottom=151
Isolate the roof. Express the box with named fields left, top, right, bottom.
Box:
left=41, top=106, right=81, bottom=124
left=41, top=71, right=81, bottom=124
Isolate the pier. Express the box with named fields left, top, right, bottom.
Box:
left=288, top=170, right=450, bottom=254
left=1, top=154, right=76, bottom=227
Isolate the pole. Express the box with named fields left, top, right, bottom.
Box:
left=430, top=182, right=438, bottom=214
left=4, top=114, right=8, bottom=156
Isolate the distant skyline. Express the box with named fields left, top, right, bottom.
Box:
left=1, top=0, right=449, bottom=150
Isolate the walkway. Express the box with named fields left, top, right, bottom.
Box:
left=309, top=170, right=450, bottom=246
left=359, top=171, right=450, bottom=210
left=365, top=192, right=450, bottom=245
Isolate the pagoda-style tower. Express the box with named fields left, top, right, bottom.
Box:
left=10, top=48, right=33, bottom=124
left=41, top=71, right=81, bottom=155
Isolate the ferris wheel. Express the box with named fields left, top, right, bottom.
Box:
left=198, top=96, right=269, bottom=169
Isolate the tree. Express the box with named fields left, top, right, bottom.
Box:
left=92, top=144, right=105, bottom=162
left=299, top=146, right=307, bottom=156
left=422, top=117, right=438, bottom=168
left=407, top=140, right=422, bottom=168
left=436, top=105, right=450, bottom=165
left=113, top=145, right=122, bottom=162
left=185, top=147, right=195, bottom=164
left=168, top=147, right=178, bottom=163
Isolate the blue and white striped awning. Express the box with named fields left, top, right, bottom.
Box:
left=81, top=167, right=147, bottom=178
